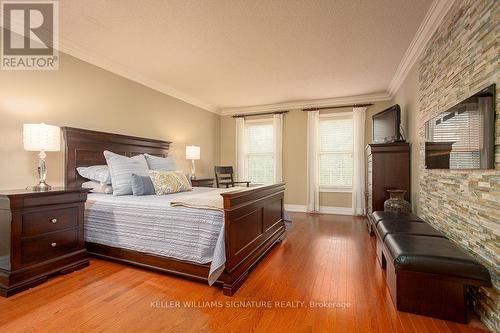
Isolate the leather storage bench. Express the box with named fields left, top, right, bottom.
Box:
left=375, top=219, right=445, bottom=267
left=370, top=211, right=492, bottom=323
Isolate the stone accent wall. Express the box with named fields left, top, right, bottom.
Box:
left=418, top=0, right=499, bottom=331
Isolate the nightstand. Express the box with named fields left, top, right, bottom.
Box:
left=191, top=178, right=215, bottom=188
left=0, top=187, right=90, bottom=297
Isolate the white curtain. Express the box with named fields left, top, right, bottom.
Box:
left=306, top=111, right=320, bottom=212
left=235, top=117, right=247, bottom=181
left=273, top=114, right=283, bottom=183
left=352, top=106, right=367, bottom=215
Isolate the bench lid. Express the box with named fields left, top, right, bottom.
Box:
left=385, top=234, right=491, bottom=284
left=372, top=211, right=423, bottom=224
left=377, top=220, right=445, bottom=240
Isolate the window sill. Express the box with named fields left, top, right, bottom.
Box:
left=320, top=187, right=352, bottom=193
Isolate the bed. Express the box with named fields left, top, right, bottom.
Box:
left=62, top=127, right=286, bottom=296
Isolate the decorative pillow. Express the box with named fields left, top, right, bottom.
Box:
left=148, top=170, right=192, bottom=195
left=82, top=181, right=113, bottom=194
left=104, top=151, right=149, bottom=196
left=144, top=154, right=176, bottom=171
left=77, top=165, right=112, bottom=184
left=131, top=173, right=155, bottom=196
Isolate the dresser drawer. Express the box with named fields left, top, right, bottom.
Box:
left=21, top=228, right=79, bottom=264
left=22, top=207, right=79, bottom=237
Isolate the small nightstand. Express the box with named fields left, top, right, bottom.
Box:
left=191, top=178, right=215, bottom=188
left=0, top=187, right=90, bottom=297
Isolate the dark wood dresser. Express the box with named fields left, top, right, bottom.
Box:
left=191, top=178, right=215, bottom=188
left=0, top=187, right=90, bottom=297
left=366, top=143, right=410, bottom=230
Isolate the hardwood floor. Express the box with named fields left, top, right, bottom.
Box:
left=0, top=213, right=490, bottom=333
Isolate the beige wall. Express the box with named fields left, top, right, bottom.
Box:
left=0, top=52, right=220, bottom=190
left=281, top=110, right=307, bottom=205
left=391, top=65, right=420, bottom=211
left=219, top=101, right=394, bottom=208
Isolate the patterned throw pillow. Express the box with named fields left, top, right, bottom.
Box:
left=148, top=170, right=192, bottom=195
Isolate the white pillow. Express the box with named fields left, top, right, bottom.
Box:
left=82, top=181, right=113, bottom=194
left=144, top=154, right=176, bottom=171
left=77, top=165, right=112, bottom=184
left=103, top=151, right=149, bottom=196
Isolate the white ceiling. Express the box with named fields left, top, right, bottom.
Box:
left=58, top=0, right=434, bottom=112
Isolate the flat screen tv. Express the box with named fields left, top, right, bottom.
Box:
left=372, top=105, right=402, bottom=143
left=424, top=84, right=496, bottom=170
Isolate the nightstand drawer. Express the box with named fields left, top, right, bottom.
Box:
left=22, top=207, right=79, bottom=237
left=21, top=229, right=79, bottom=264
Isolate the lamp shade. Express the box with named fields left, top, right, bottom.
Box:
left=186, top=145, right=200, bottom=160
left=23, top=123, right=61, bottom=152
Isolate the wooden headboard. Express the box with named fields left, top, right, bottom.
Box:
left=62, top=127, right=171, bottom=188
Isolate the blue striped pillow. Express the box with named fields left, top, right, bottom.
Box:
left=104, top=151, right=149, bottom=196
left=144, top=154, right=176, bottom=171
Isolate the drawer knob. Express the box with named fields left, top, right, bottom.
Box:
left=51, top=242, right=57, bottom=248
left=51, top=218, right=57, bottom=224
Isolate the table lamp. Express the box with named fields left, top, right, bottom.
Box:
left=23, top=123, right=61, bottom=191
left=185, top=145, right=200, bottom=180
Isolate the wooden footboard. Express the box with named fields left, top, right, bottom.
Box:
left=220, top=183, right=286, bottom=295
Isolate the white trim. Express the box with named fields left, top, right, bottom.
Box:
left=219, top=93, right=392, bottom=116
left=319, top=187, right=352, bottom=193
left=284, top=204, right=353, bottom=215
left=388, top=0, right=455, bottom=95
left=319, top=206, right=353, bottom=215
left=284, top=204, right=307, bottom=212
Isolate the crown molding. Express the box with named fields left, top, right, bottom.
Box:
left=58, top=38, right=219, bottom=114
left=0, top=18, right=218, bottom=113
left=2, top=0, right=454, bottom=116
left=219, top=92, right=392, bottom=116
left=388, top=0, right=455, bottom=96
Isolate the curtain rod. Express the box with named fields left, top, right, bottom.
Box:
left=232, top=110, right=289, bottom=118
left=302, top=103, right=373, bottom=112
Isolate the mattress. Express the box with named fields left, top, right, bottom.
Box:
left=84, top=187, right=225, bottom=284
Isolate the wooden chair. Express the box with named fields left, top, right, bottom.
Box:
left=214, top=166, right=250, bottom=188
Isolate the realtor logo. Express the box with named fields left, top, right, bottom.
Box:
left=1, top=0, right=59, bottom=70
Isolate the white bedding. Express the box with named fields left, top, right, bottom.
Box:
left=84, top=188, right=225, bottom=284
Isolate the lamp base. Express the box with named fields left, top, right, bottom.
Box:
left=30, top=181, right=52, bottom=192
left=190, top=159, right=196, bottom=180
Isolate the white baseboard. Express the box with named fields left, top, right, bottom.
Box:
left=284, top=204, right=353, bottom=215
left=283, top=204, right=307, bottom=212
left=319, top=206, right=353, bottom=215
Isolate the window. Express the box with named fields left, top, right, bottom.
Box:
left=245, top=120, right=274, bottom=184
left=319, top=114, right=353, bottom=190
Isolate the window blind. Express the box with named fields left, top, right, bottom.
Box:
left=245, top=122, right=274, bottom=184
left=319, top=116, right=353, bottom=188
